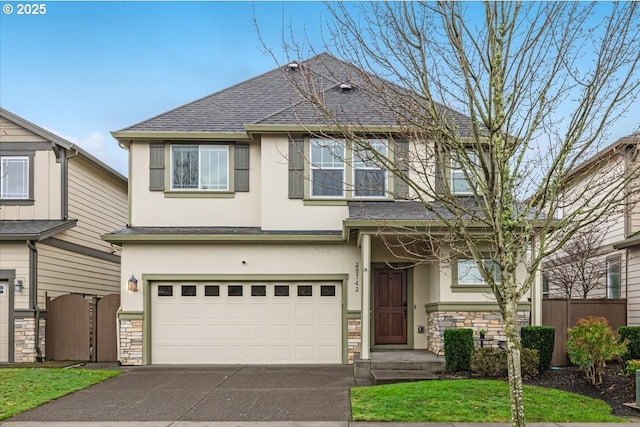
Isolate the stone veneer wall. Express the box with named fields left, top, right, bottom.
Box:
left=119, top=318, right=143, bottom=365
left=426, top=310, right=530, bottom=354
left=347, top=318, right=361, bottom=364
left=14, top=317, right=46, bottom=363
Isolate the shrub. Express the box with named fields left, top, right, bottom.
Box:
left=567, top=316, right=628, bottom=386
left=470, top=347, right=539, bottom=378
left=443, top=328, right=474, bottom=372
left=521, top=326, right=555, bottom=371
left=621, top=359, right=640, bottom=377
left=618, top=326, right=640, bottom=362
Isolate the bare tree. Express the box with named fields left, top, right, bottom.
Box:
left=261, top=2, right=640, bottom=426
left=544, top=225, right=608, bottom=299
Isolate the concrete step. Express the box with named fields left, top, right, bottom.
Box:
left=368, top=359, right=445, bottom=371
left=370, top=369, right=438, bottom=385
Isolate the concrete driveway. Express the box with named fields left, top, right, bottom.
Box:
left=6, top=365, right=365, bottom=422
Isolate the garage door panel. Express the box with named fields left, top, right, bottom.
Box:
left=152, top=282, right=341, bottom=364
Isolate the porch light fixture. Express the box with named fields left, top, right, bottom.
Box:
left=14, top=279, right=24, bottom=293
left=127, top=275, right=139, bottom=292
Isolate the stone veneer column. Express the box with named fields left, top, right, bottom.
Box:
left=427, top=310, right=530, bottom=354
left=14, top=317, right=46, bottom=363
left=347, top=318, right=362, bottom=364
left=119, top=318, right=143, bottom=365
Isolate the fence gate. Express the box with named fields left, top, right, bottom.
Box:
left=46, top=294, right=91, bottom=361
left=46, top=293, right=120, bottom=362
left=542, top=298, right=627, bottom=366
left=95, top=293, right=120, bottom=362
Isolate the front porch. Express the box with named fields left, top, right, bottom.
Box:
left=354, top=349, right=444, bottom=384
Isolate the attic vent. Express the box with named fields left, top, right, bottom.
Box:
left=286, top=62, right=300, bottom=71
left=339, top=83, right=353, bottom=92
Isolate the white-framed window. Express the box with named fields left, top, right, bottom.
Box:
left=0, top=156, right=29, bottom=199
left=451, top=149, right=478, bottom=195
left=171, top=145, right=229, bottom=191
left=353, top=139, right=387, bottom=198
left=456, top=259, right=501, bottom=286
left=310, top=139, right=345, bottom=198
left=607, top=257, right=621, bottom=299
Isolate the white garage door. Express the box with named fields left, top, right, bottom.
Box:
left=151, top=282, right=342, bottom=364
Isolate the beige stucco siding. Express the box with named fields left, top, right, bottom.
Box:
left=0, top=151, right=61, bottom=220
left=129, top=142, right=261, bottom=227
left=62, top=156, right=127, bottom=252
left=37, top=243, right=120, bottom=306
left=120, top=242, right=359, bottom=312
left=626, top=247, right=640, bottom=325
left=0, top=243, right=30, bottom=310
left=260, top=135, right=348, bottom=231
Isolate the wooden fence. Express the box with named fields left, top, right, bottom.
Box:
left=542, top=298, right=627, bottom=366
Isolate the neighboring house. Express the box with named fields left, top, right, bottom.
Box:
left=0, top=108, right=127, bottom=363
left=543, top=132, right=640, bottom=308
left=104, top=53, right=537, bottom=366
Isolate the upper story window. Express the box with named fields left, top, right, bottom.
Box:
left=456, top=258, right=501, bottom=286
left=607, top=256, right=621, bottom=298
left=1, top=156, right=29, bottom=200
left=451, top=149, right=478, bottom=195
left=310, top=139, right=345, bottom=198
left=171, top=145, right=229, bottom=191
left=353, top=139, right=387, bottom=198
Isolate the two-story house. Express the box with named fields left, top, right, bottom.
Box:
left=0, top=108, right=128, bottom=363
left=105, top=53, right=536, bottom=366
left=544, top=131, right=640, bottom=316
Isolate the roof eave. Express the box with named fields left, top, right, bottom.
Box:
left=613, top=235, right=640, bottom=250
left=101, top=232, right=346, bottom=245
left=0, top=219, right=77, bottom=242
left=110, top=131, right=252, bottom=142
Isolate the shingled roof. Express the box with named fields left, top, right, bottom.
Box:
left=117, top=53, right=474, bottom=135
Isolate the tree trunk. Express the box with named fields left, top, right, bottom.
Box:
left=504, top=300, right=526, bottom=427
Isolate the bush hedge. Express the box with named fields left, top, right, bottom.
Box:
left=470, top=347, right=539, bottom=378
left=618, top=326, right=640, bottom=362
left=521, top=326, right=555, bottom=371
left=443, top=328, right=474, bottom=372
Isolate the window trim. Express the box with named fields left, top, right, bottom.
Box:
left=606, top=256, right=622, bottom=299
left=309, top=138, right=346, bottom=199
left=0, top=153, right=34, bottom=205
left=169, top=143, right=233, bottom=193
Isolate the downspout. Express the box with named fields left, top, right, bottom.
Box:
left=27, top=240, right=43, bottom=362
left=59, top=147, right=68, bottom=219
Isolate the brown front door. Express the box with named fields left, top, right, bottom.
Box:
left=374, top=269, right=407, bottom=345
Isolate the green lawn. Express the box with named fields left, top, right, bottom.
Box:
left=351, top=379, right=625, bottom=423
left=0, top=368, right=120, bottom=420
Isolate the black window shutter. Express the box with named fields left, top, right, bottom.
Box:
left=288, top=138, right=304, bottom=199
left=149, top=144, right=165, bottom=191
left=234, top=144, right=250, bottom=192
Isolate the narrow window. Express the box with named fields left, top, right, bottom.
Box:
left=310, top=139, right=345, bottom=197
left=321, top=285, right=336, bottom=296
left=181, top=285, right=197, bottom=297
left=228, top=285, right=243, bottom=297
left=353, top=140, right=387, bottom=197
left=204, top=285, right=220, bottom=296
left=251, top=285, right=266, bottom=297
left=607, top=257, right=621, bottom=299
left=0, top=156, right=29, bottom=199
left=450, top=149, right=478, bottom=195
left=297, top=285, right=313, bottom=297
left=157, top=285, right=173, bottom=297
left=274, top=285, right=289, bottom=296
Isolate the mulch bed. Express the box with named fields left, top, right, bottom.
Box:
left=524, top=362, right=638, bottom=418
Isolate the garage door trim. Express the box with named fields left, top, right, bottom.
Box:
left=142, top=274, right=349, bottom=365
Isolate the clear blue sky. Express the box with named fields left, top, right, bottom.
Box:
left=1, top=1, right=638, bottom=176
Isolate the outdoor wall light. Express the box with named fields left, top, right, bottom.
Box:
left=14, top=279, right=24, bottom=293
left=127, top=275, right=139, bottom=292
